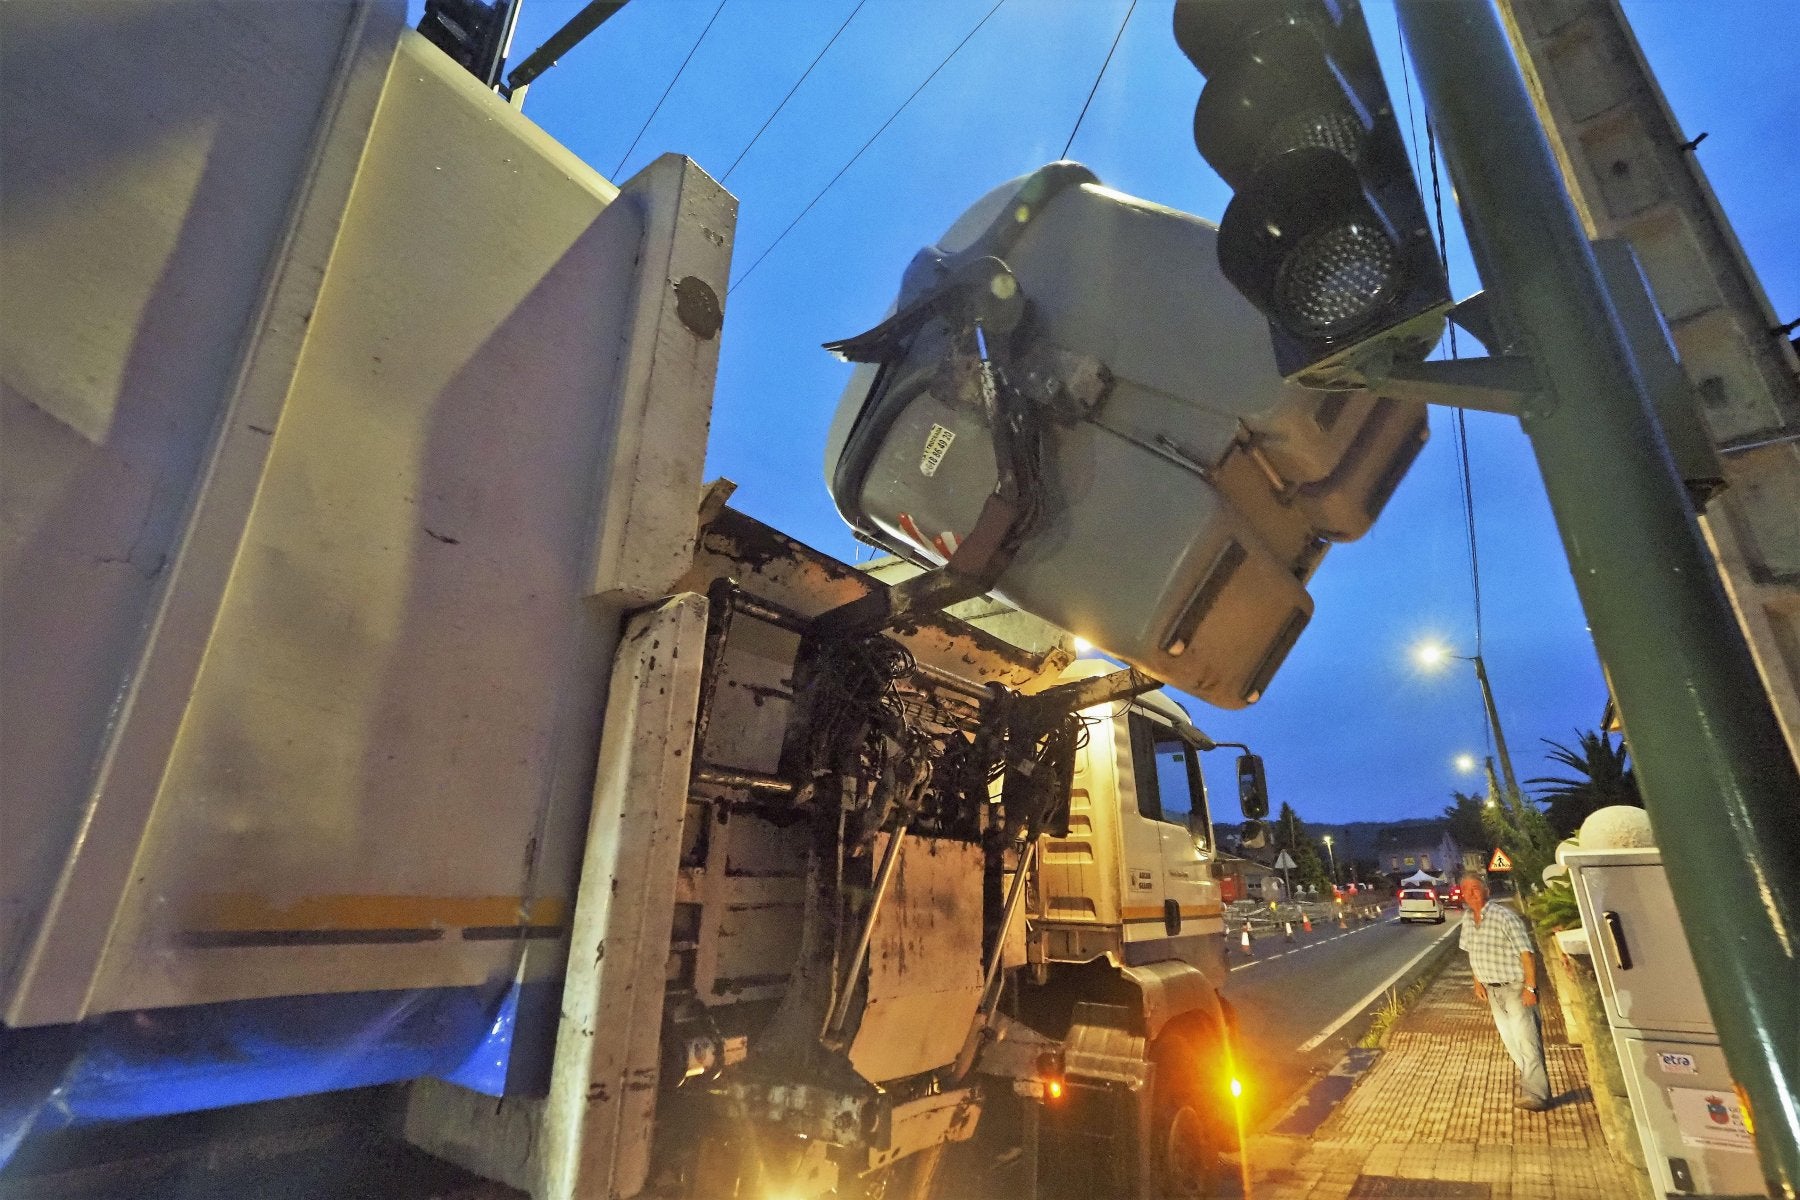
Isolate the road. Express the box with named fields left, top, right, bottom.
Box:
left=1223, top=907, right=1461, bottom=1129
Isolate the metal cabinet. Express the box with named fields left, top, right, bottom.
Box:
left=1564, top=848, right=1767, bottom=1198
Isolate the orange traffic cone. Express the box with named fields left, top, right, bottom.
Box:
left=1302, top=913, right=1313, bottom=933
left=1240, top=922, right=1253, bottom=955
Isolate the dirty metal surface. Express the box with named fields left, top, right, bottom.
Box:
left=847, top=835, right=984, bottom=1085
left=686, top=507, right=1059, bottom=691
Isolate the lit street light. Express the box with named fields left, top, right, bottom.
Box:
left=1322, top=834, right=1338, bottom=884
left=1453, top=752, right=1477, bottom=774
left=1415, top=641, right=1451, bottom=670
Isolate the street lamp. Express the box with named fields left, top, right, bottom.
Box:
left=1453, top=752, right=1477, bottom=774
left=1413, top=640, right=1524, bottom=806
left=1322, top=834, right=1338, bottom=884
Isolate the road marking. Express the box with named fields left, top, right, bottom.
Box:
left=1228, top=914, right=1396, bottom=972
left=1295, top=924, right=1460, bottom=1053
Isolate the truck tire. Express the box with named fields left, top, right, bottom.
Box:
left=1149, top=1028, right=1228, bottom=1198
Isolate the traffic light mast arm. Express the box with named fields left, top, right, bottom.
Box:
left=1363, top=356, right=1538, bottom=417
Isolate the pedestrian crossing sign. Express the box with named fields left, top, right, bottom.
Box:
left=1489, top=847, right=1514, bottom=872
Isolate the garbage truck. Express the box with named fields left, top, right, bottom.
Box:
left=0, top=4, right=1318, bottom=1197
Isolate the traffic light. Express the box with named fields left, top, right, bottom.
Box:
left=1174, top=0, right=1449, bottom=384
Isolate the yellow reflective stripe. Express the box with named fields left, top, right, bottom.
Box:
left=1119, top=904, right=1223, bottom=923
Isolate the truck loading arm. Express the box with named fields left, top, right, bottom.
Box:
left=815, top=257, right=1043, bottom=639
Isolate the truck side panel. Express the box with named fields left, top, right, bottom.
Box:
left=1, top=0, right=376, bottom=1021
left=3, top=3, right=733, bottom=1024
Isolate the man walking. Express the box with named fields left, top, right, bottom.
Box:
left=1459, top=872, right=1552, bottom=1110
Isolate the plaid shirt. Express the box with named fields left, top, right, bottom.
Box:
left=1460, top=902, right=1534, bottom=984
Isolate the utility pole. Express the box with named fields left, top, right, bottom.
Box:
left=1468, top=654, right=1520, bottom=804
left=1494, top=0, right=1800, bottom=767
left=1396, top=2, right=1800, bottom=1191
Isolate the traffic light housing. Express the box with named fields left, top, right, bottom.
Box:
left=1174, top=0, right=1449, bottom=384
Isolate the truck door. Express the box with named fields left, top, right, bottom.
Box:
left=1127, top=712, right=1222, bottom=963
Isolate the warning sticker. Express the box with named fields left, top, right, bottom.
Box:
left=919, top=423, right=956, bottom=476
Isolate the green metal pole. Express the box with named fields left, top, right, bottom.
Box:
left=1396, top=2, right=1800, bottom=1192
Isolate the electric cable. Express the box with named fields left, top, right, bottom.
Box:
left=1061, top=0, right=1138, bottom=160
left=1425, top=116, right=1486, bottom=657
left=612, top=0, right=729, bottom=179
left=1396, top=19, right=1427, bottom=197
left=728, top=0, right=1009, bottom=295
left=1400, top=32, right=1491, bottom=750
left=722, top=0, right=869, bottom=182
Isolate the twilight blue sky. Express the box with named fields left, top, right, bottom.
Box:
left=487, top=0, right=1797, bottom=826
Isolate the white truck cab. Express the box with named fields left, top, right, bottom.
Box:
left=1035, top=660, right=1225, bottom=978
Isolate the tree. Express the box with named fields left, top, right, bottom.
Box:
left=1272, top=802, right=1332, bottom=891
left=1526, top=730, right=1641, bottom=838
left=1442, top=791, right=1488, bottom=853
left=1479, top=759, right=1558, bottom=895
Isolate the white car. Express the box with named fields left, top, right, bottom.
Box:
left=1398, top=887, right=1446, bottom=924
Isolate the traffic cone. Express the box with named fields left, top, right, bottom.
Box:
left=1284, top=921, right=1294, bottom=942
left=1302, top=913, right=1313, bottom=933
left=1339, top=909, right=1349, bottom=929
left=1241, top=922, right=1253, bottom=954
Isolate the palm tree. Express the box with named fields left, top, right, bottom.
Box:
left=1526, top=730, right=1641, bottom=838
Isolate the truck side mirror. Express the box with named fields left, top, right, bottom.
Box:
left=1237, top=752, right=1269, bottom=819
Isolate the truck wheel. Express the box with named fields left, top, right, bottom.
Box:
left=1161, top=1102, right=1217, bottom=1198
left=1150, top=1031, right=1226, bottom=1198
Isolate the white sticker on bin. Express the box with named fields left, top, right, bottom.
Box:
left=1658, top=1051, right=1698, bottom=1075
left=1669, top=1087, right=1754, bottom=1151
left=919, top=423, right=956, bottom=476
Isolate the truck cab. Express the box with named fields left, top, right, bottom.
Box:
left=1035, top=660, right=1224, bottom=981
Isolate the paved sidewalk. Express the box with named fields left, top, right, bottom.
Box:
left=1232, top=953, right=1640, bottom=1200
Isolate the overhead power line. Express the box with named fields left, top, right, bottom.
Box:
left=613, top=0, right=730, bottom=180
left=1425, top=114, right=1486, bottom=657
left=1399, top=26, right=1489, bottom=753
left=1061, top=0, right=1138, bottom=160
left=723, top=0, right=870, bottom=182
left=728, top=0, right=1009, bottom=295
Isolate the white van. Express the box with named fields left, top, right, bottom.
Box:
left=1398, top=887, right=1447, bottom=924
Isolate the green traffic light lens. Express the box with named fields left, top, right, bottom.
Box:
left=1274, top=220, right=1400, bottom=337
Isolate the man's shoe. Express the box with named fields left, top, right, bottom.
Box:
left=1515, top=1096, right=1551, bottom=1112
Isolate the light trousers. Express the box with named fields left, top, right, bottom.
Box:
left=1485, top=981, right=1552, bottom=1102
